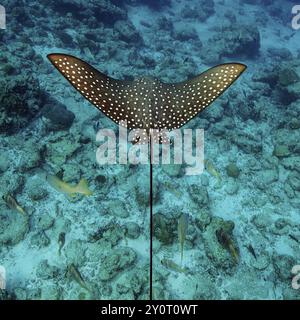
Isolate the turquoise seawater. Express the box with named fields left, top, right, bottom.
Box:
left=0, top=0, right=300, bottom=300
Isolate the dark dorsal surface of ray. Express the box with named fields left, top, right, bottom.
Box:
left=47, top=54, right=246, bottom=143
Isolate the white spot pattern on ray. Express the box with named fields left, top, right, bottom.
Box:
left=48, top=54, right=246, bottom=144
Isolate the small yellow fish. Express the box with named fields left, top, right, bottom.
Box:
left=228, top=242, right=239, bottom=263
left=2, top=193, right=26, bottom=215
left=161, top=259, right=189, bottom=274
left=47, top=174, right=93, bottom=198
left=205, top=159, right=222, bottom=188
left=68, top=264, right=92, bottom=294
left=178, top=213, right=188, bottom=265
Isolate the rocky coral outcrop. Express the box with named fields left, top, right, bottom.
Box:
left=188, top=185, right=210, bottom=209
left=114, top=267, right=149, bottom=299
left=225, top=268, right=270, bottom=299
left=40, top=284, right=62, bottom=300
left=101, top=199, right=129, bottom=218
left=88, top=221, right=125, bottom=246
left=114, top=20, right=143, bottom=44
left=99, top=247, right=137, bottom=281
left=201, top=24, right=260, bottom=64
left=30, top=232, right=51, bottom=248
left=153, top=213, right=176, bottom=244
left=125, top=222, right=140, bottom=239
left=36, top=260, right=63, bottom=280
left=225, top=178, right=239, bottom=195
left=46, top=133, right=81, bottom=167
left=64, top=240, right=87, bottom=266
left=46, top=0, right=127, bottom=25
left=226, top=162, right=240, bottom=178
left=19, top=140, right=43, bottom=172
left=230, top=130, right=262, bottom=154
left=41, top=97, right=75, bottom=131
left=203, top=217, right=238, bottom=271
left=181, top=0, right=214, bottom=22
left=173, top=27, right=199, bottom=42
left=0, top=290, right=11, bottom=300
left=114, top=0, right=171, bottom=11
left=0, top=153, right=10, bottom=173
left=192, top=275, right=220, bottom=299
left=272, top=254, right=297, bottom=281
left=0, top=206, right=29, bottom=245
left=0, top=76, right=43, bottom=134
left=25, top=178, right=48, bottom=201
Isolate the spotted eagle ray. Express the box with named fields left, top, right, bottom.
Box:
left=47, top=54, right=246, bottom=142
left=47, top=53, right=246, bottom=299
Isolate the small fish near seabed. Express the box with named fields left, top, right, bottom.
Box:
left=161, top=259, right=189, bottom=274
left=216, top=228, right=239, bottom=264
left=58, top=232, right=66, bottom=256
left=246, top=244, right=257, bottom=260
left=204, top=159, right=222, bottom=188
left=178, top=213, right=188, bottom=265
left=289, top=234, right=300, bottom=244
left=2, top=193, right=26, bottom=215
left=67, top=264, right=93, bottom=295
left=46, top=174, right=93, bottom=199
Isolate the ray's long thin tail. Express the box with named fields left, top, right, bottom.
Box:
left=149, top=131, right=153, bottom=300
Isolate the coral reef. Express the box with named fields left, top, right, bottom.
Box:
left=0, top=0, right=299, bottom=301
left=181, top=0, right=214, bottom=22
left=0, top=206, right=29, bottom=245
left=201, top=24, right=260, bottom=64
left=99, top=248, right=137, bottom=281
left=46, top=0, right=127, bottom=25
left=226, top=163, right=240, bottom=178
left=0, top=76, right=43, bottom=134
left=41, top=97, right=75, bottom=131
left=203, top=217, right=237, bottom=271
